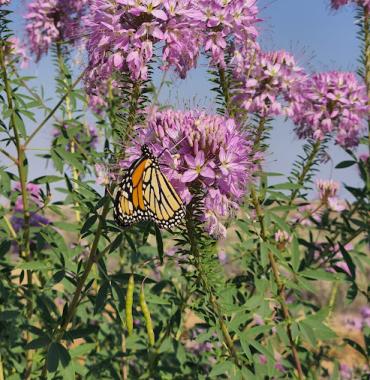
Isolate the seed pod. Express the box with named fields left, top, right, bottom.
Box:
left=140, top=283, right=155, bottom=347
left=125, top=274, right=134, bottom=335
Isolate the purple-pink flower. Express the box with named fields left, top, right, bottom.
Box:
left=315, top=179, right=346, bottom=212
left=120, top=109, right=257, bottom=238
left=232, top=49, right=306, bottom=118
left=11, top=182, right=50, bottom=232
left=331, top=0, right=369, bottom=11
left=84, top=0, right=259, bottom=110
left=0, top=0, right=11, bottom=6
left=25, top=0, right=88, bottom=61
left=292, top=72, right=368, bottom=148
left=3, top=37, right=29, bottom=69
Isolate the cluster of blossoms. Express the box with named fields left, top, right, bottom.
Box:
left=25, top=0, right=88, bottom=60
left=52, top=124, right=99, bottom=151
left=331, top=0, right=369, bottom=11
left=0, top=0, right=11, bottom=5
left=274, top=229, right=292, bottom=250
left=316, top=179, right=346, bottom=212
left=11, top=182, right=50, bottom=232
left=122, top=109, right=257, bottom=238
left=291, top=72, right=368, bottom=148
left=85, top=0, right=259, bottom=110
left=232, top=50, right=306, bottom=118
left=3, top=37, right=29, bottom=69
left=313, top=242, right=353, bottom=276
left=342, top=306, right=370, bottom=331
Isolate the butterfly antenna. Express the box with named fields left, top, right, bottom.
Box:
left=157, top=135, right=188, bottom=158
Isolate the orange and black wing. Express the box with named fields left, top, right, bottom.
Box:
left=114, top=146, right=185, bottom=229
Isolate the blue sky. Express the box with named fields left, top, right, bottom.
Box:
left=5, top=0, right=366, bottom=199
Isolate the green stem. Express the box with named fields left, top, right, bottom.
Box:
left=288, top=141, right=321, bottom=206
left=184, top=211, right=242, bottom=372
left=327, top=281, right=339, bottom=321
left=25, top=70, right=85, bottom=148
left=253, top=116, right=267, bottom=154
left=0, top=354, right=4, bottom=380
left=55, top=42, right=81, bottom=222
left=0, top=43, right=33, bottom=379
left=218, top=67, right=233, bottom=116
left=250, top=186, right=305, bottom=380
left=363, top=6, right=370, bottom=152
left=41, top=197, right=110, bottom=378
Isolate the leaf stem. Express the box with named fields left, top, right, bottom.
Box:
left=250, top=186, right=305, bottom=380
left=0, top=43, right=34, bottom=379
left=288, top=140, right=321, bottom=206
left=24, top=70, right=85, bottom=148
left=184, top=212, right=242, bottom=372
left=41, top=196, right=110, bottom=377
left=363, top=6, right=370, bottom=151
left=55, top=42, right=80, bottom=222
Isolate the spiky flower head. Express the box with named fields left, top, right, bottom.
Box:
left=121, top=109, right=258, bottom=238
left=291, top=72, right=368, bottom=148
left=25, top=0, right=88, bottom=60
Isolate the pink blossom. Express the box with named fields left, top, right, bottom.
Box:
left=292, top=72, right=368, bottom=148
left=25, top=0, right=88, bottom=60
left=120, top=109, right=258, bottom=238
left=3, top=37, right=29, bottom=69
left=232, top=50, right=306, bottom=118
left=331, top=0, right=369, bottom=11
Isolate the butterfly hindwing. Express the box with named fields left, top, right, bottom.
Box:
left=114, top=145, right=185, bottom=229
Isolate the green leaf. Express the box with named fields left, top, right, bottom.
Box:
left=54, top=221, right=79, bottom=232
left=209, top=360, right=234, bottom=378
left=94, top=282, right=109, bottom=314
left=70, top=343, right=96, bottom=358
left=26, top=337, right=50, bottom=349
left=154, top=224, right=164, bottom=264
left=0, top=310, right=19, bottom=321
left=301, top=269, right=337, bottom=281
left=299, top=321, right=316, bottom=346
left=269, top=182, right=301, bottom=190
left=109, top=233, right=123, bottom=253
left=32, top=175, right=63, bottom=184
left=291, top=236, right=300, bottom=272
left=81, top=214, right=97, bottom=235
left=57, top=343, right=71, bottom=368
left=335, top=160, right=356, bottom=169
left=344, top=338, right=368, bottom=360
left=17, top=261, right=51, bottom=271
left=47, top=342, right=60, bottom=373
left=0, top=240, right=12, bottom=256
left=339, top=244, right=356, bottom=279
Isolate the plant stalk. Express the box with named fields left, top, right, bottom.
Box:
left=250, top=186, right=305, bottom=380
left=41, top=197, right=110, bottom=377
left=0, top=43, right=34, bottom=379
left=288, top=141, right=321, bottom=206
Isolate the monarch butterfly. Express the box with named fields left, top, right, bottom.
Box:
left=113, top=144, right=185, bottom=229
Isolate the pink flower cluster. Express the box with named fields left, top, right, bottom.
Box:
left=0, top=0, right=11, bottom=5
left=232, top=50, right=306, bottom=117
left=331, top=0, right=369, bottom=11
left=291, top=72, right=368, bottom=148
left=5, top=37, right=29, bottom=69
left=316, top=179, right=346, bottom=212
left=25, top=0, right=88, bottom=60
left=11, top=182, right=50, bottom=232
left=121, top=109, right=257, bottom=238
left=85, top=0, right=259, bottom=108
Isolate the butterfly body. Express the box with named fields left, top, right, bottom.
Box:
left=114, top=145, right=185, bottom=229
